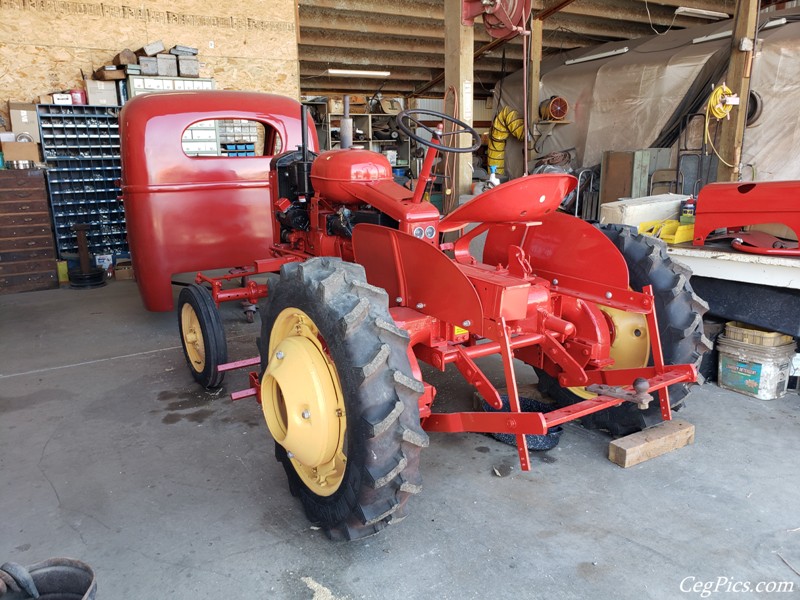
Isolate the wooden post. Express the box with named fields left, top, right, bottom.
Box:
left=528, top=18, right=543, bottom=154
left=444, top=0, right=474, bottom=212
left=716, top=0, right=759, bottom=182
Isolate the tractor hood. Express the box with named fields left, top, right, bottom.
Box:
left=311, top=148, right=394, bottom=205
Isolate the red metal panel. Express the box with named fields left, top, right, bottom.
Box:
left=694, top=181, right=800, bottom=246
left=120, top=91, right=318, bottom=311
left=438, top=173, right=575, bottom=233
left=489, top=210, right=631, bottom=292
left=352, top=224, right=484, bottom=333
left=457, top=263, right=531, bottom=321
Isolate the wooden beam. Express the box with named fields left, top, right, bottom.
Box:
left=444, top=0, right=474, bottom=211
left=608, top=419, right=696, bottom=468
left=716, top=0, right=759, bottom=182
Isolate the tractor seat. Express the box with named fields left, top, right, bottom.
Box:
left=438, top=173, right=577, bottom=233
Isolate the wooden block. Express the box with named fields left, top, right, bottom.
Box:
left=608, top=419, right=695, bottom=468
left=112, top=49, right=137, bottom=66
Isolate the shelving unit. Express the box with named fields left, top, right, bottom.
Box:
left=37, top=104, right=125, bottom=258
left=326, top=113, right=411, bottom=169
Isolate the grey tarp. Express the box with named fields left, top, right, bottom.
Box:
left=494, top=8, right=800, bottom=182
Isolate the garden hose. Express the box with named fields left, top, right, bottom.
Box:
left=704, top=84, right=736, bottom=168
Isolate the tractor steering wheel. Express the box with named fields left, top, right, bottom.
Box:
left=396, top=108, right=481, bottom=154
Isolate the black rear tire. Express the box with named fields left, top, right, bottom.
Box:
left=536, top=225, right=711, bottom=436
left=260, top=257, right=428, bottom=540
left=178, top=284, right=227, bottom=389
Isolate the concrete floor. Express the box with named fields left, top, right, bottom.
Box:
left=1, top=280, right=799, bottom=599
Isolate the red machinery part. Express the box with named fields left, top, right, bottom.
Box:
left=461, top=0, right=531, bottom=38
left=119, top=91, right=318, bottom=311
left=694, top=181, right=800, bottom=256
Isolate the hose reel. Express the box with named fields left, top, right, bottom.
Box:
left=461, top=0, right=531, bottom=39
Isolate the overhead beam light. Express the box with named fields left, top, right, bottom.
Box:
left=564, top=47, right=629, bottom=65
left=675, top=6, right=730, bottom=20
left=692, top=18, right=787, bottom=44
left=326, top=68, right=391, bottom=78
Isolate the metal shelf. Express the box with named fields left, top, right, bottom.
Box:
left=37, top=104, right=127, bottom=258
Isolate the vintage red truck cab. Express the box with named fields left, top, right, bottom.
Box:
left=119, top=91, right=318, bottom=311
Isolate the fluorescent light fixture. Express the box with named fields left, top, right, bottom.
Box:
left=763, top=17, right=788, bottom=30
left=564, top=47, right=629, bottom=65
left=326, top=68, right=390, bottom=78
left=692, top=30, right=732, bottom=44
left=675, top=6, right=729, bottom=20
left=691, top=18, right=786, bottom=44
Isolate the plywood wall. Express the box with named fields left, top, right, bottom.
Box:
left=0, top=0, right=299, bottom=125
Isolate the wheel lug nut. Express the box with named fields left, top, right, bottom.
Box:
left=302, top=410, right=310, bottom=419
left=276, top=351, right=285, bottom=360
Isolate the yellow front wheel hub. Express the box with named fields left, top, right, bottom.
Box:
left=569, top=306, right=650, bottom=400
left=261, top=308, right=347, bottom=496
left=180, top=304, right=205, bottom=371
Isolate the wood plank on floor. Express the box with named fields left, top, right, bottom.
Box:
left=608, top=419, right=695, bottom=468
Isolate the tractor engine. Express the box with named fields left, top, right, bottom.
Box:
left=270, top=148, right=400, bottom=257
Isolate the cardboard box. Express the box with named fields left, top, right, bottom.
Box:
left=52, top=93, right=73, bottom=105
left=85, top=80, right=118, bottom=106
left=327, top=98, right=344, bottom=114
left=156, top=54, right=178, bottom=77
left=177, top=55, right=199, bottom=78
left=138, top=57, right=158, bottom=76
left=38, top=94, right=53, bottom=104
left=9, top=102, right=40, bottom=143
left=136, top=40, right=165, bottom=57
left=600, top=193, right=689, bottom=226
left=1, top=141, right=40, bottom=162
left=114, top=259, right=135, bottom=281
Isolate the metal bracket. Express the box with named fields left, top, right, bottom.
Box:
left=585, top=381, right=652, bottom=410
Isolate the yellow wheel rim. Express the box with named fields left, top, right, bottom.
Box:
left=181, top=303, right=205, bottom=372
left=569, top=306, right=650, bottom=399
left=261, top=308, right=347, bottom=496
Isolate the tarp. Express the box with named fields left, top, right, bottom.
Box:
left=495, top=8, right=800, bottom=182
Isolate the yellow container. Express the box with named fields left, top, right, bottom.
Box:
left=638, top=219, right=694, bottom=244
left=56, top=260, right=69, bottom=284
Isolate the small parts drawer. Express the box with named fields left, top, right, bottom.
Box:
left=0, top=271, right=58, bottom=294
left=0, top=170, right=46, bottom=190
left=0, top=212, right=52, bottom=227
left=0, top=223, right=52, bottom=238
left=0, top=235, right=55, bottom=252
left=0, top=199, right=51, bottom=214
left=0, top=258, right=57, bottom=276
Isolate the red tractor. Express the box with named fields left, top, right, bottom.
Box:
left=120, top=91, right=708, bottom=540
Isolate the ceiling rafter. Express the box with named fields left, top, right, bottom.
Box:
left=297, top=0, right=744, bottom=98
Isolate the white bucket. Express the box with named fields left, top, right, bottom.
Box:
left=717, top=335, right=796, bottom=400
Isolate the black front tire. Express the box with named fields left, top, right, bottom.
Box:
left=177, top=284, right=227, bottom=389
left=260, top=258, right=428, bottom=540
left=536, top=225, right=711, bottom=436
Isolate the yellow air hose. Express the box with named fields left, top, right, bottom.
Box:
left=487, top=106, right=526, bottom=175
left=704, top=84, right=737, bottom=168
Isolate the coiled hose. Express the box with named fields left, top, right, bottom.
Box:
left=487, top=106, right=526, bottom=175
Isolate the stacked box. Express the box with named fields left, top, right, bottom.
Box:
left=177, top=55, right=199, bottom=78
left=156, top=54, right=178, bottom=77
